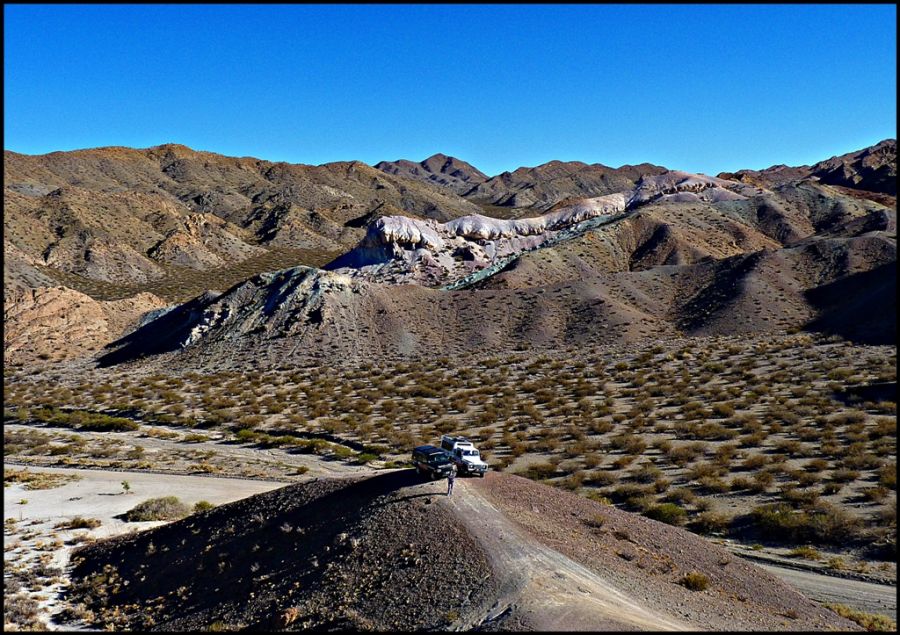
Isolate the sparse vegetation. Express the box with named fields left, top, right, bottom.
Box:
left=824, top=603, right=896, bottom=631
left=125, top=496, right=191, bottom=522
left=678, top=571, right=710, bottom=591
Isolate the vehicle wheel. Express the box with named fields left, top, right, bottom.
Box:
left=479, top=472, right=485, bottom=478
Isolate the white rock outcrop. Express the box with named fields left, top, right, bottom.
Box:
left=328, top=170, right=757, bottom=288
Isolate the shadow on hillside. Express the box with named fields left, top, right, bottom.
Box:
left=804, top=262, right=896, bottom=345
left=64, top=468, right=472, bottom=630
left=96, top=293, right=215, bottom=367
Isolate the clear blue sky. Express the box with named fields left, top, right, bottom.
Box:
left=4, top=4, right=896, bottom=176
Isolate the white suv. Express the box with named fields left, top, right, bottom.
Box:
left=440, top=435, right=488, bottom=477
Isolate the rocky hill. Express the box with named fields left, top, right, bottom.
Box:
left=3, top=144, right=486, bottom=287
left=720, top=138, right=896, bottom=196
left=451, top=160, right=668, bottom=210
left=96, top=205, right=894, bottom=369
left=5, top=140, right=896, bottom=368
left=375, top=153, right=488, bottom=195
left=64, top=470, right=858, bottom=631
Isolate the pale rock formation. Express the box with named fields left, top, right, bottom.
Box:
left=327, top=193, right=628, bottom=286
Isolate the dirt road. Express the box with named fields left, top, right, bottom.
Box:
left=447, top=479, right=693, bottom=631
left=755, top=562, right=896, bottom=621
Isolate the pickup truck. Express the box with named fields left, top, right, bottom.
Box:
left=440, top=435, right=488, bottom=477
left=411, top=445, right=456, bottom=480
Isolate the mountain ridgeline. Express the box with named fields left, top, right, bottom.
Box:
left=3, top=139, right=896, bottom=367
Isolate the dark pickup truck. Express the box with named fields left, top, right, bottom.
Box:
left=411, top=445, right=455, bottom=480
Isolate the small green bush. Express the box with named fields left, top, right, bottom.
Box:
left=516, top=461, right=558, bottom=481
left=690, top=511, right=731, bottom=535
left=678, top=571, right=709, bottom=591
left=193, top=501, right=216, bottom=513
left=126, top=496, right=190, bottom=522
left=643, top=503, right=687, bottom=526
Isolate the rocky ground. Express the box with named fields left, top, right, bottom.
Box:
left=54, top=470, right=868, bottom=631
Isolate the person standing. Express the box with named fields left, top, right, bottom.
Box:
left=447, top=463, right=457, bottom=496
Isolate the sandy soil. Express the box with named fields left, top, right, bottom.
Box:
left=3, top=465, right=288, bottom=630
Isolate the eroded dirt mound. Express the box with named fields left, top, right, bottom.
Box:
left=65, top=471, right=498, bottom=631
left=465, top=473, right=859, bottom=631
left=3, top=286, right=167, bottom=365
left=65, top=470, right=860, bottom=632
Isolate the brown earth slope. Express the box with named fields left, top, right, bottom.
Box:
left=3, top=144, right=487, bottom=288
left=457, top=160, right=668, bottom=210
left=96, top=210, right=895, bottom=370
left=5, top=141, right=896, bottom=370
left=375, top=153, right=488, bottom=195
left=720, top=138, right=896, bottom=197
left=64, top=470, right=858, bottom=631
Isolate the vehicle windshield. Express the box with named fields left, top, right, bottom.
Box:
left=463, top=450, right=479, bottom=457
left=428, top=454, right=450, bottom=465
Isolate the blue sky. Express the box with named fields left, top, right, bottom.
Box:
left=4, top=4, right=896, bottom=175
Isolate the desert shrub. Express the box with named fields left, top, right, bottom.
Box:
left=749, top=502, right=863, bottom=544
left=824, top=604, right=896, bottom=632
left=30, top=407, right=139, bottom=432
left=586, top=470, right=617, bottom=487
left=560, top=471, right=586, bottom=491
left=696, top=476, right=730, bottom=494
left=665, top=487, right=697, bottom=505
left=687, top=462, right=722, bottom=481
left=830, top=468, right=860, bottom=484
left=804, top=458, right=829, bottom=473
left=752, top=470, right=775, bottom=491
left=690, top=511, right=731, bottom=535
left=583, top=453, right=603, bottom=469
left=631, top=463, right=662, bottom=483
left=860, top=487, right=890, bottom=503
left=666, top=443, right=705, bottom=466
left=779, top=485, right=820, bottom=507
left=516, top=461, right=558, bottom=481
left=711, top=402, right=735, bottom=419
left=643, top=503, right=687, bottom=526
left=610, top=434, right=647, bottom=455
left=740, top=431, right=768, bottom=447
left=608, top=484, right=654, bottom=510
left=55, top=517, right=101, bottom=530
left=611, top=455, right=637, bottom=470
left=877, top=463, right=896, bottom=490
left=713, top=444, right=740, bottom=466
left=678, top=571, right=709, bottom=591
left=585, top=491, right=612, bottom=505
left=4, top=593, right=43, bottom=629
left=126, top=496, right=190, bottom=522
left=193, top=501, right=216, bottom=513
left=789, top=546, right=821, bottom=560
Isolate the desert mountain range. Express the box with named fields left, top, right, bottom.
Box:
left=3, top=139, right=896, bottom=366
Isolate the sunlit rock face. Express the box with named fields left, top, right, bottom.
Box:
left=325, top=193, right=627, bottom=286
left=325, top=169, right=759, bottom=288
left=627, top=171, right=752, bottom=207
